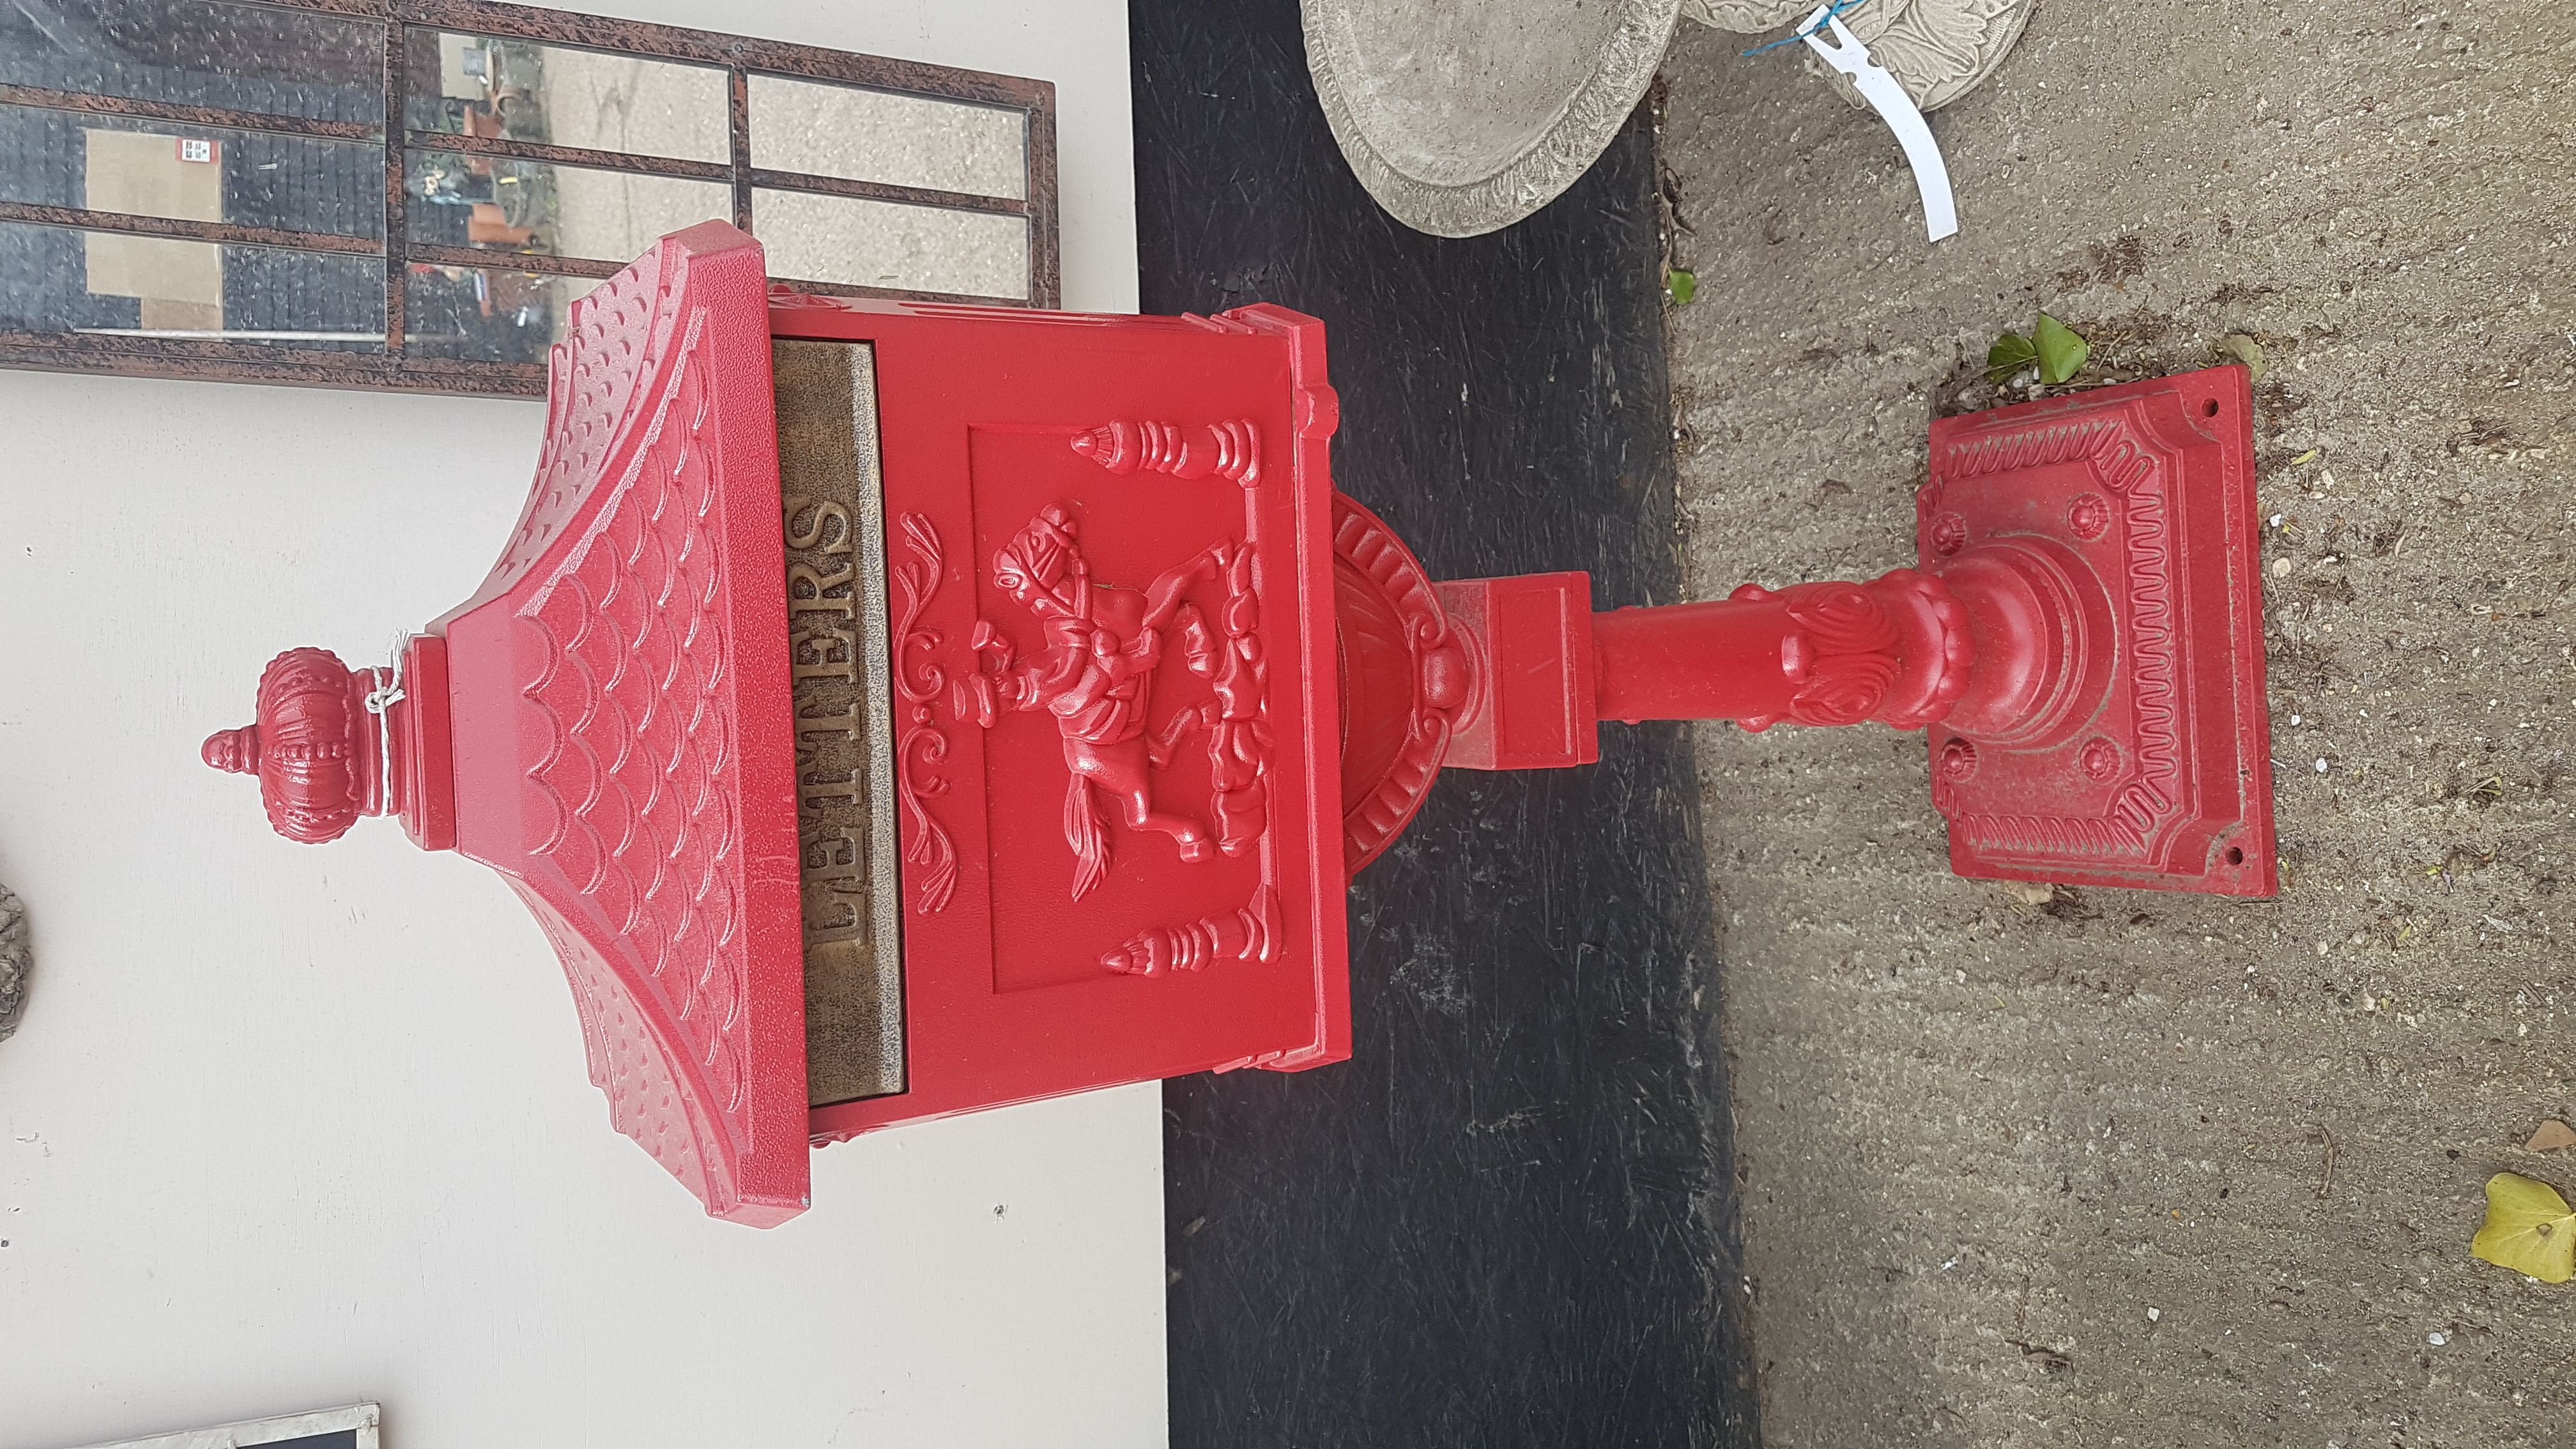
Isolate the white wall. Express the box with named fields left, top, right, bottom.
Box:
left=0, top=5, right=1162, bottom=1447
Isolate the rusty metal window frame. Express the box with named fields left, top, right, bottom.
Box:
left=0, top=0, right=1061, bottom=397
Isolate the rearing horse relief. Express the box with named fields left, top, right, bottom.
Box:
left=956, top=504, right=1270, bottom=900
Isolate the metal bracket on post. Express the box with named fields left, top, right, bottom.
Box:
left=1435, top=572, right=1599, bottom=771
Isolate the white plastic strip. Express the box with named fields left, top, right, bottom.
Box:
left=1797, top=6, right=1960, bottom=242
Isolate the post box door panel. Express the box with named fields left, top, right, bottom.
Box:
left=780, top=299, right=1351, bottom=1141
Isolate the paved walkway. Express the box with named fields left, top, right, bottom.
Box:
left=1662, top=3, right=2574, bottom=1444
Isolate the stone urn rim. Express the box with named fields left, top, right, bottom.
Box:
left=1302, top=0, right=1685, bottom=238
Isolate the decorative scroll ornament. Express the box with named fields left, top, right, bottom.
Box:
left=1101, top=885, right=1282, bottom=977
left=890, top=512, right=959, bottom=914
left=1777, top=583, right=1904, bottom=726
left=957, top=504, right=1269, bottom=900
left=1072, top=417, right=1262, bottom=486
left=1201, top=542, right=1272, bottom=853
left=1729, top=569, right=1971, bottom=733
left=1330, top=494, right=1471, bottom=873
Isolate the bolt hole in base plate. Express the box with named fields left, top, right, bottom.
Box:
left=1921, top=366, right=2274, bottom=896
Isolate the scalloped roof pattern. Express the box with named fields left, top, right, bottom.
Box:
left=465, top=244, right=684, bottom=613
left=521, top=325, right=753, bottom=1121
left=443, top=223, right=806, bottom=1225
left=519, top=881, right=723, bottom=1208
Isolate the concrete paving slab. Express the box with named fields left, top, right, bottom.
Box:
left=1660, top=2, right=2576, bottom=1443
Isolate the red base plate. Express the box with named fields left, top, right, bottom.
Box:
left=1919, top=367, right=2275, bottom=896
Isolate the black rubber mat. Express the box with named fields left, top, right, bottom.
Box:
left=1134, top=4, right=1759, bottom=1446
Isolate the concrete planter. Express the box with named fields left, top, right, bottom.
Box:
left=1304, top=0, right=2033, bottom=236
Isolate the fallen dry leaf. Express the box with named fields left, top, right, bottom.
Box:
left=2526, top=1120, right=2576, bottom=1153
left=2001, top=881, right=2055, bottom=906
left=2469, top=1172, right=2576, bottom=1284
left=2214, top=332, right=2266, bottom=379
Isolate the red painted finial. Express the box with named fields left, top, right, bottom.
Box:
left=201, top=724, right=260, bottom=774
left=205, top=647, right=384, bottom=845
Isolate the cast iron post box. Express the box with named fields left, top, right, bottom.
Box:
left=208, top=223, right=2272, bottom=1223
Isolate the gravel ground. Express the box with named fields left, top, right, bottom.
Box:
left=1657, top=3, right=2576, bottom=1445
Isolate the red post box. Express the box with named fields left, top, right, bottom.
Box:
left=207, top=223, right=2272, bottom=1223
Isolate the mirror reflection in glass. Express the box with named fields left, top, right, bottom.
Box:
left=404, top=264, right=599, bottom=363
left=1, top=104, right=383, bottom=239
left=0, top=219, right=381, bottom=348
left=404, top=31, right=728, bottom=164
left=749, top=77, right=1025, bottom=199
left=1, top=0, right=385, bottom=126
left=406, top=150, right=728, bottom=264
left=754, top=188, right=1029, bottom=300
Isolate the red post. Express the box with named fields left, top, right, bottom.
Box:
left=1420, top=366, right=2273, bottom=898
left=1590, top=570, right=1970, bottom=732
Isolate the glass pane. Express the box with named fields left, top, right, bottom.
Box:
left=0, top=0, right=385, bottom=126
left=403, top=32, right=728, bottom=165
left=749, top=76, right=1025, bottom=200
left=0, top=219, right=382, bottom=349
left=407, top=150, right=730, bottom=266
left=754, top=188, right=1028, bottom=300
left=0, top=104, right=382, bottom=240
left=404, top=264, right=599, bottom=364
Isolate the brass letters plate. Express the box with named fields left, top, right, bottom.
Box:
left=774, top=340, right=904, bottom=1107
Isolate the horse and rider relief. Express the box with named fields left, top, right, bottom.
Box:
left=954, top=502, right=1272, bottom=903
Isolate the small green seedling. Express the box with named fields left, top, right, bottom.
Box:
left=1986, top=312, right=2090, bottom=386
left=1985, top=329, right=2036, bottom=383
left=1666, top=268, right=1697, bottom=306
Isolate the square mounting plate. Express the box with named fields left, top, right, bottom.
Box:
left=1919, top=366, right=2276, bottom=896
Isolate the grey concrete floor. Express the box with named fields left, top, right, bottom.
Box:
left=1658, top=3, right=2576, bottom=1445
